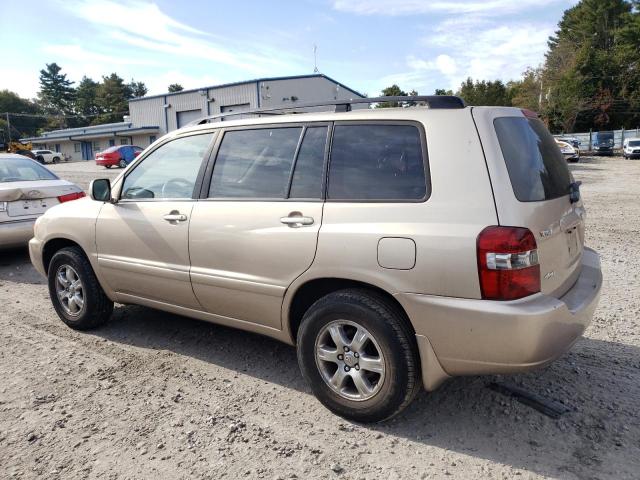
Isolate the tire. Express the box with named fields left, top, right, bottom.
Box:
left=47, top=246, right=113, bottom=330
left=119, top=159, right=127, bottom=168
left=105, top=165, right=112, bottom=169
left=53, top=156, right=60, bottom=164
left=36, top=155, right=44, bottom=164
left=297, top=289, right=421, bottom=423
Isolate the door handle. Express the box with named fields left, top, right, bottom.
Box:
left=163, top=211, right=188, bottom=223
left=280, top=213, right=314, bottom=227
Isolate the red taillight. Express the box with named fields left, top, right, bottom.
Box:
left=477, top=226, right=540, bottom=300
left=57, top=191, right=86, bottom=203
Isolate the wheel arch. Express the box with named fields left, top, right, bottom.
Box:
left=285, top=277, right=414, bottom=345
left=42, top=237, right=85, bottom=274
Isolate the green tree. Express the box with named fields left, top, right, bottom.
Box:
left=376, top=85, right=418, bottom=108
left=96, top=73, right=130, bottom=124
left=456, top=78, right=512, bottom=106
left=38, top=63, right=75, bottom=114
left=434, top=88, right=454, bottom=95
left=0, top=90, right=46, bottom=140
left=129, top=80, right=148, bottom=98
left=508, top=68, right=543, bottom=112
left=168, top=83, right=184, bottom=93
left=74, top=76, right=101, bottom=125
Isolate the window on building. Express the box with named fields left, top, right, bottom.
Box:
left=209, top=127, right=302, bottom=199
left=120, top=138, right=130, bottom=145
left=122, top=133, right=214, bottom=200
left=55, top=143, right=61, bottom=152
left=289, top=126, right=328, bottom=199
left=328, top=124, right=427, bottom=201
left=92, top=141, right=101, bottom=152
left=109, top=139, right=115, bottom=147
left=74, top=143, right=81, bottom=153
left=149, top=135, right=157, bottom=145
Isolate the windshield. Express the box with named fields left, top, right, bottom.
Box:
left=494, top=116, right=572, bottom=202
left=0, top=158, right=58, bottom=183
left=629, top=140, right=640, bottom=147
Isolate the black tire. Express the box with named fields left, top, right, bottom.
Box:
left=105, top=165, right=112, bottom=169
left=53, top=156, right=60, bottom=164
left=297, top=289, right=421, bottom=423
left=48, top=246, right=113, bottom=330
left=119, top=159, right=127, bottom=168
left=36, top=155, right=44, bottom=164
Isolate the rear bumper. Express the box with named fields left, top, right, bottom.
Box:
left=397, top=247, right=602, bottom=383
left=95, top=157, right=119, bottom=166
left=0, top=219, right=36, bottom=248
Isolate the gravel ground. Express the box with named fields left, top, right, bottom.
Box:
left=1, top=157, right=639, bottom=479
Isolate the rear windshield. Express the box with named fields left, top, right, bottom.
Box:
left=102, top=146, right=120, bottom=153
left=494, top=116, right=572, bottom=202
left=0, top=157, right=58, bottom=182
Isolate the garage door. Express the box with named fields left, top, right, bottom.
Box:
left=220, top=103, right=251, bottom=121
left=176, top=109, right=203, bottom=128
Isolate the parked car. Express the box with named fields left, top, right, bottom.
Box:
left=592, top=131, right=614, bottom=155
left=0, top=154, right=84, bottom=248
left=95, top=145, right=143, bottom=169
left=555, top=139, right=580, bottom=162
left=622, top=138, right=640, bottom=159
left=32, top=149, right=65, bottom=164
left=558, top=136, right=581, bottom=150
left=29, top=98, right=602, bottom=422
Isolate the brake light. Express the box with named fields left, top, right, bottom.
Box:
left=521, top=108, right=539, bottom=119
left=57, top=192, right=86, bottom=203
left=477, top=226, right=540, bottom=300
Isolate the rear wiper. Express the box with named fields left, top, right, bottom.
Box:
left=569, top=181, right=582, bottom=203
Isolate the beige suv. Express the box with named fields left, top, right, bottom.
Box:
left=29, top=96, right=602, bottom=422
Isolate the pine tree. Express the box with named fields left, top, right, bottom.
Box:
left=96, top=73, right=130, bottom=124
left=168, top=83, right=184, bottom=93
left=38, top=63, right=75, bottom=114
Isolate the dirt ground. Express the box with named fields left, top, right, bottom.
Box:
left=1, top=158, right=639, bottom=479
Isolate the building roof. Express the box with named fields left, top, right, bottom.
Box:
left=128, top=73, right=365, bottom=103
left=21, top=122, right=159, bottom=142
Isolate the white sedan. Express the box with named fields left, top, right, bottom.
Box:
left=0, top=154, right=85, bottom=248
left=32, top=149, right=66, bottom=164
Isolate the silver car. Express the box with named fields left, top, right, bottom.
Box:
left=0, top=154, right=84, bottom=248
left=28, top=97, right=602, bottom=422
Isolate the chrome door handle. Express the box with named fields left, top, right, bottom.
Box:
left=163, top=211, right=188, bottom=223
left=280, top=214, right=314, bottom=227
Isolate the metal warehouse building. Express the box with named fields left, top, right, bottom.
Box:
left=23, top=74, right=364, bottom=161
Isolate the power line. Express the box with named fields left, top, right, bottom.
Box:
left=0, top=110, right=129, bottom=119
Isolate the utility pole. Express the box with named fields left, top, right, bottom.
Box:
left=5, top=112, right=11, bottom=143
left=313, top=45, right=319, bottom=73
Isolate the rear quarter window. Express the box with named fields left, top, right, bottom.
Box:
left=494, top=116, right=572, bottom=202
left=328, top=124, right=427, bottom=201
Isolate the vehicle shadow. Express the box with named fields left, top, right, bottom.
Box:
left=94, top=304, right=639, bottom=479
left=0, top=247, right=45, bottom=285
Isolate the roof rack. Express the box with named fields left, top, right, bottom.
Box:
left=186, top=95, right=466, bottom=126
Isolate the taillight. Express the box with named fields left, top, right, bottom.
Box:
left=477, top=226, right=540, bottom=300
left=57, top=192, right=86, bottom=203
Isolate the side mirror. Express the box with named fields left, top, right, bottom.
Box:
left=90, top=178, right=112, bottom=202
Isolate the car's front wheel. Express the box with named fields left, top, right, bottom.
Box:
left=297, top=289, right=421, bottom=423
left=119, top=159, right=127, bottom=168
left=48, top=247, right=114, bottom=330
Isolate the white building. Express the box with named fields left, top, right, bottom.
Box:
left=23, top=74, right=364, bottom=161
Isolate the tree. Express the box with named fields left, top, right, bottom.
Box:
left=74, top=76, right=101, bottom=125
left=376, top=85, right=418, bottom=108
left=0, top=90, right=46, bottom=140
left=38, top=63, right=75, bottom=114
left=434, top=88, right=453, bottom=95
left=96, top=73, right=130, bottom=124
left=129, top=80, right=148, bottom=98
left=168, top=83, right=184, bottom=93
left=456, top=78, right=512, bottom=106
left=508, top=68, right=543, bottom=112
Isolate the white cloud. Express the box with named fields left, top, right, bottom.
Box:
left=435, top=54, right=457, bottom=76
left=62, top=0, right=304, bottom=75
left=332, top=0, right=572, bottom=15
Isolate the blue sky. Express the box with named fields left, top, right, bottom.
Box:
left=1, top=0, right=578, bottom=99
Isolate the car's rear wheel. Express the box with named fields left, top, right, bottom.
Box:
left=119, top=159, right=127, bottom=168
left=297, top=289, right=421, bottom=423
left=53, top=156, right=60, bottom=164
left=48, top=247, right=113, bottom=330
left=105, top=165, right=112, bottom=169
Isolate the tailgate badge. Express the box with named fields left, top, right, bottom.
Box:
left=544, top=271, right=555, bottom=280
left=27, top=190, right=41, bottom=198
left=540, top=228, right=553, bottom=238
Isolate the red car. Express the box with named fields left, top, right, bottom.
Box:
left=95, top=145, right=143, bottom=168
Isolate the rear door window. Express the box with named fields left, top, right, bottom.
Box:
left=328, top=124, right=427, bottom=201
left=209, top=127, right=302, bottom=199
left=494, top=117, right=572, bottom=202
